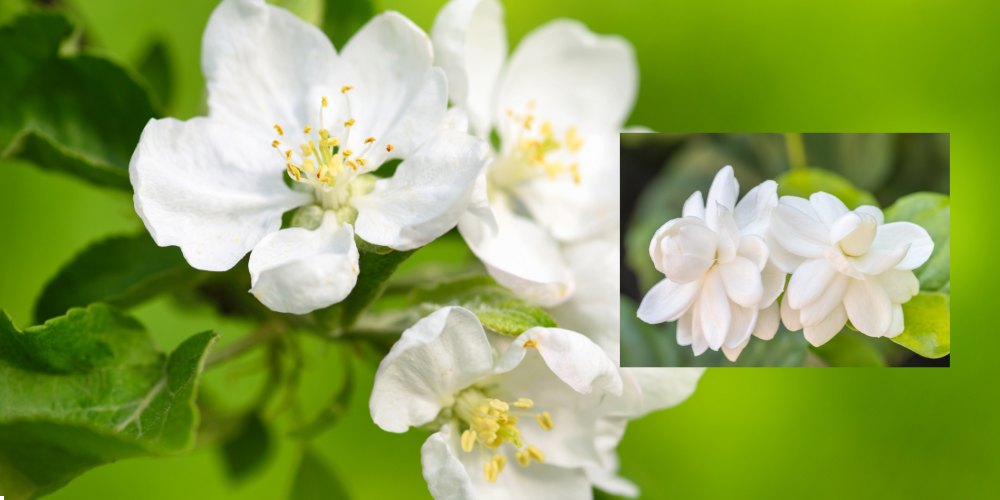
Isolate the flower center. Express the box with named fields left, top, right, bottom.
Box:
left=489, top=101, right=583, bottom=191
left=270, top=85, right=392, bottom=211
left=453, top=387, right=554, bottom=483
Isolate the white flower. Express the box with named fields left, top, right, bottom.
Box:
left=130, top=0, right=488, bottom=314
left=431, top=0, right=633, bottom=306
left=370, top=307, right=700, bottom=499
left=637, top=166, right=785, bottom=361
left=769, top=193, right=932, bottom=345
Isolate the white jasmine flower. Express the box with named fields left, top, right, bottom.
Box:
left=130, top=0, right=487, bottom=314
left=370, top=306, right=700, bottom=499
left=637, top=167, right=785, bottom=361
left=432, top=0, right=633, bottom=306
left=770, top=193, right=933, bottom=345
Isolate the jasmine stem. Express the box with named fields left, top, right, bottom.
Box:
left=784, top=133, right=807, bottom=171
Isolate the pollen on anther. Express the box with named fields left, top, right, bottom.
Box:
left=342, top=149, right=353, bottom=157
left=304, top=125, right=312, bottom=134
left=341, top=85, right=354, bottom=94
left=321, top=96, right=328, bottom=107
left=386, top=144, right=394, bottom=152
left=344, top=118, right=356, bottom=127
left=365, top=136, right=376, bottom=144
left=271, top=140, right=281, bottom=148
left=273, top=124, right=284, bottom=136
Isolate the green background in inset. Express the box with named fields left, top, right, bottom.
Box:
left=0, top=0, right=994, bottom=498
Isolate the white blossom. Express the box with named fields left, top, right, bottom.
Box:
left=130, top=0, right=487, bottom=314
left=638, top=166, right=785, bottom=361
left=770, top=193, right=932, bottom=345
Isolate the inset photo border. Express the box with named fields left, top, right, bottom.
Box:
left=620, top=133, right=950, bottom=367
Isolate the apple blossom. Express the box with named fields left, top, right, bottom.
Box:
left=129, top=0, right=488, bottom=314
left=432, top=0, right=632, bottom=307
left=770, top=193, right=933, bottom=345
left=637, top=166, right=785, bottom=361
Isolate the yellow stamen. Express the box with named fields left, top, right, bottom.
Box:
left=461, top=429, right=477, bottom=453
left=356, top=158, right=367, bottom=167
left=515, top=449, right=531, bottom=467
left=342, top=149, right=352, bottom=157
left=321, top=96, right=328, bottom=107
left=271, top=140, right=280, bottom=148
left=493, top=454, right=506, bottom=474
left=536, top=411, right=553, bottom=431
left=304, top=125, right=312, bottom=134
left=513, top=398, right=534, bottom=409
left=284, top=150, right=292, bottom=160
left=341, top=85, right=354, bottom=94
left=285, top=164, right=301, bottom=181
left=347, top=160, right=358, bottom=170
left=364, top=136, right=376, bottom=144
left=523, top=339, right=539, bottom=349
left=526, top=445, right=544, bottom=463
left=484, top=460, right=499, bottom=483
left=344, top=118, right=356, bottom=127
left=273, top=124, right=284, bottom=136
left=386, top=144, right=394, bottom=152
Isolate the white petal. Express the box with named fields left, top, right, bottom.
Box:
left=724, top=302, right=757, bottom=349
left=353, top=129, right=488, bottom=250
left=799, top=273, right=849, bottom=327
left=496, top=328, right=623, bottom=396
left=886, top=304, right=905, bottom=338
left=587, top=465, right=638, bottom=498
left=877, top=269, right=920, bottom=304
left=809, top=192, right=850, bottom=228
left=852, top=244, right=908, bottom=276
left=766, top=231, right=806, bottom=273
left=676, top=311, right=693, bottom=346
left=760, top=261, right=787, bottom=307
left=458, top=201, right=574, bottom=306
left=753, top=301, right=780, bottom=340
left=690, top=303, right=709, bottom=356
left=337, top=12, right=447, bottom=162
left=421, top=425, right=476, bottom=500
left=131, top=117, right=310, bottom=271
left=873, top=222, right=935, bottom=270
left=713, top=204, right=741, bottom=262
left=737, top=235, right=768, bottom=271
left=855, top=205, right=885, bottom=224
left=615, top=368, right=704, bottom=418
left=780, top=297, right=802, bottom=331
left=803, top=305, right=847, bottom=347
left=720, top=257, right=764, bottom=308
left=637, top=278, right=700, bottom=324
left=683, top=190, right=705, bottom=219
left=823, top=247, right=867, bottom=280
left=722, top=338, right=749, bottom=362
left=843, top=278, right=893, bottom=337
left=663, top=224, right=717, bottom=283
left=431, top=0, right=507, bottom=137
left=248, top=214, right=359, bottom=314
left=786, top=258, right=837, bottom=309
left=770, top=199, right=830, bottom=258
left=698, top=269, right=731, bottom=350
left=733, top=180, right=777, bottom=234
left=495, top=20, right=635, bottom=134
left=202, top=0, right=336, bottom=129
left=370, top=307, right=494, bottom=432
left=704, top=166, right=739, bottom=230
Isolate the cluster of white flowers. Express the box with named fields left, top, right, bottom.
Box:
left=129, top=0, right=702, bottom=498
left=638, top=166, right=934, bottom=360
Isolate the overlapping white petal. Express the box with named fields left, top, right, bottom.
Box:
left=638, top=166, right=784, bottom=360
left=771, top=194, right=932, bottom=344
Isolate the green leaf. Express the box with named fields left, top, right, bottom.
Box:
left=776, top=168, right=878, bottom=209
left=220, top=413, right=272, bottom=482
left=729, top=329, right=808, bottom=367
left=801, top=134, right=895, bottom=191
left=320, top=0, right=374, bottom=49
left=137, top=39, right=173, bottom=112
left=273, top=0, right=324, bottom=25
left=409, top=275, right=557, bottom=336
left=884, top=192, right=950, bottom=291
left=0, top=304, right=217, bottom=499
left=810, top=330, right=887, bottom=367
left=34, top=232, right=199, bottom=323
left=891, top=292, right=950, bottom=358
left=290, top=449, right=350, bottom=500
left=0, top=12, right=156, bottom=190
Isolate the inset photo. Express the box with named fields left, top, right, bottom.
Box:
left=620, top=133, right=950, bottom=367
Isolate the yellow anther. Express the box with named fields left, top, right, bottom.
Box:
left=489, top=399, right=510, bottom=412
left=304, top=125, right=312, bottom=134
left=386, top=144, right=395, bottom=152
left=523, top=115, right=534, bottom=129
left=319, top=129, right=330, bottom=139
left=461, top=429, right=477, bottom=453
left=365, top=136, right=376, bottom=144
left=344, top=118, right=356, bottom=127
left=285, top=164, right=301, bottom=181
left=301, top=144, right=313, bottom=157
left=565, top=126, right=584, bottom=152
left=483, top=460, right=499, bottom=483
left=347, top=160, right=358, bottom=170
left=515, top=449, right=531, bottom=467
left=341, top=85, right=354, bottom=94
left=321, top=96, right=328, bottom=107
left=536, top=411, right=553, bottom=431
left=342, top=149, right=352, bottom=157
left=273, top=124, right=284, bottom=136
left=356, top=158, right=367, bottom=167
left=569, top=163, right=581, bottom=184
left=493, top=454, right=507, bottom=474
left=526, top=445, right=544, bottom=463
left=271, top=140, right=281, bottom=148
left=284, top=150, right=292, bottom=160
left=302, top=160, right=316, bottom=173
left=513, top=398, right=534, bottom=409
left=523, top=339, right=539, bottom=349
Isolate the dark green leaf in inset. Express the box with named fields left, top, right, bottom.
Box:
left=884, top=192, right=950, bottom=291
left=34, top=232, right=199, bottom=323
left=409, top=275, right=557, bottom=337
left=776, top=168, right=878, bottom=209
left=810, top=329, right=887, bottom=367
left=801, top=134, right=895, bottom=191
left=0, top=304, right=217, bottom=499
left=892, top=292, right=950, bottom=359
left=290, top=448, right=351, bottom=500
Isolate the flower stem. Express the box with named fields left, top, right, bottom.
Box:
left=784, top=133, right=808, bottom=171
left=205, top=320, right=286, bottom=369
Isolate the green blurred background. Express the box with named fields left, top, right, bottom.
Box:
left=0, top=0, right=995, bottom=498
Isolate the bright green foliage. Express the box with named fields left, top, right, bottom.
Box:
left=409, top=275, right=557, bottom=336
left=290, top=449, right=350, bottom=500
left=776, top=168, right=879, bottom=208
left=885, top=192, right=950, bottom=291
left=0, top=12, right=156, bottom=190
left=0, top=304, right=216, bottom=499
left=137, top=39, right=174, bottom=112
left=321, top=0, right=374, bottom=49
left=892, top=292, right=950, bottom=359
left=34, top=232, right=197, bottom=323
left=220, top=413, right=272, bottom=482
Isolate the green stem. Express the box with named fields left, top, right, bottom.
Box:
left=205, top=320, right=285, bottom=369
left=784, top=133, right=808, bottom=171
